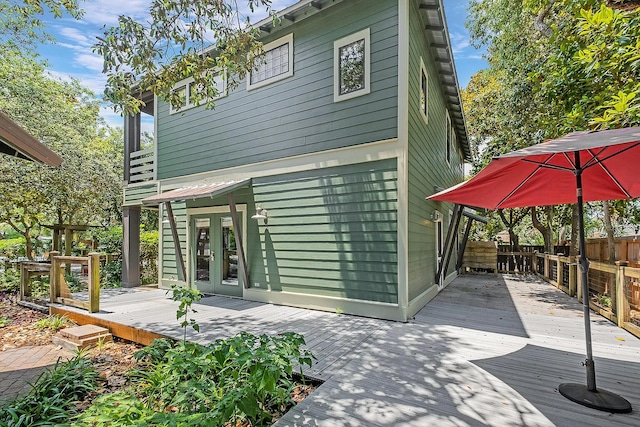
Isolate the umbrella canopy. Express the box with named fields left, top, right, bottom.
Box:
left=428, top=127, right=640, bottom=209
left=427, top=127, right=640, bottom=413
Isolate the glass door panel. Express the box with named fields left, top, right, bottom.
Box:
left=213, top=213, right=243, bottom=297
left=193, top=217, right=213, bottom=293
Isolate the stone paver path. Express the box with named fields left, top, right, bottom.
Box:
left=0, top=345, right=72, bottom=403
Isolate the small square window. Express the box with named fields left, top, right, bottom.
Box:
left=334, top=28, right=371, bottom=102
left=419, top=58, right=428, bottom=124
left=247, top=33, right=294, bottom=90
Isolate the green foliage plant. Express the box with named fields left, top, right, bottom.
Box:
left=0, top=317, right=12, bottom=328
left=36, top=314, right=69, bottom=331
left=0, top=268, right=20, bottom=294
left=169, top=285, right=202, bottom=343
left=101, top=261, right=122, bottom=288
left=0, top=354, right=97, bottom=426
left=76, top=333, right=316, bottom=426
left=140, top=230, right=158, bottom=285
left=0, top=238, right=26, bottom=259
left=598, top=294, right=612, bottom=308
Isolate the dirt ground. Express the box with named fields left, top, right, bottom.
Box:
left=1, top=299, right=145, bottom=400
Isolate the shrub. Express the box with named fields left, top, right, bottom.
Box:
left=140, top=230, right=158, bottom=285
left=0, top=269, right=20, bottom=294
left=0, top=238, right=26, bottom=259
left=101, top=261, right=122, bottom=288
left=76, top=333, right=315, bottom=426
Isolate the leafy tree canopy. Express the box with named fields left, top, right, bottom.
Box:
left=0, top=0, right=82, bottom=49
left=0, top=48, right=123, bottom=257
left=94, top=0, right=276, bottom=115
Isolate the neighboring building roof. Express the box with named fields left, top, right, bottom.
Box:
left=246, top=0, right=471, bottom=162
left=0, top=111, right=62, bottom=167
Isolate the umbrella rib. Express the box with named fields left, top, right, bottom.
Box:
left=497, top=156, right=556, bottom=207
left=521, top=159, right=574, bottom=172
left=582, top=141, right=640, bottom=169
left=584, top=148, right=632, bottom=198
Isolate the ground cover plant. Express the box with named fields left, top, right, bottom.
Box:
left=0, top=355, right=98, bottom=426
left=74, top=333, right=316, bottom=426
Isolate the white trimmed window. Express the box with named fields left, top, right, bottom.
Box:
left=247, top=33, right=294, bottom=90
left=446, top=110, right=452, bottom=164
left=334, top=28, right=371, bottom=102
left=419, top=57, right=428, bottom=124
left=169, top=70, right=227, bottom=114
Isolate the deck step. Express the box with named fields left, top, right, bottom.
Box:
left=53, top=324, right=113, bottom=351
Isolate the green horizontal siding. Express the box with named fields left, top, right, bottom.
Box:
left=249, top=159, right=398, bottom=304
left=157, top=0, right=398, bottom=180
left=407, top=2, right=464, bottom=301
left=123, top=184, right=157, bottom=206
left=161, top=201, right=187, bottom=284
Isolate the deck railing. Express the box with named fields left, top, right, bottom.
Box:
left=49, top=252, right=101, bottom=313
left=129, top=147, right=155, bottom=183
left=533, top=253, right=640, bottom=339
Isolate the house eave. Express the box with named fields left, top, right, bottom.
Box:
left=0, top=111, right=62, bottom=167
left=419, top=0, right=471, bottom=161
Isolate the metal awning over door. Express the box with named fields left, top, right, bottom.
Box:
left=141, top=179, right=251, bottom=205
left=142, top=179, right=251, bottom=289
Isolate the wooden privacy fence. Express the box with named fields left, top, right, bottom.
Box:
left=534, top=253, right=640, bottom=339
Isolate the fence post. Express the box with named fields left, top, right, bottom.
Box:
left=49, top=251, right=60, bottom=303
left=577, top=261, right=583, bottom=303
left=88, top=252, right=101, bottom=313
left=616, top=261, right=629, bottom=328
left=557, top=256, right=563, bottom=288
left=19, top=262, right=27, bottom=301
left=568, top=256, right=577, bottom=297
left=544, top=253, right=549, bottom=279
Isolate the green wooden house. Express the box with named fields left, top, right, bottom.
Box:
left=121, top=0, right=470, bottom=322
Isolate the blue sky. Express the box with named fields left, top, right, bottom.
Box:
left=36, top=0, right=486, bottom=130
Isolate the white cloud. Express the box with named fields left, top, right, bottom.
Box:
left=81, top=0, right=150, bottom=26
left=46, top=69, right=107, bottom=95
left=75, top=53, right=105, bottom=73
left=58, top=27, right=93, bottom=48
left=449, top=31, right=471, bottom=54
left=99, top=106, right=125, bottom=128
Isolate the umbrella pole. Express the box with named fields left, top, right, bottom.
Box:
left=576, top=182, right=595, bottom=391
left=558, top=152, right=631, bottom=413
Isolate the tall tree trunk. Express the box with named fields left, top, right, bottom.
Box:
left=531, top=206, right=554, bottom=253
left=497, top=208, right=529, bottom=252
left=603, top=200, right=616, bottom=263
left=24, top=229, right=34, bottom=260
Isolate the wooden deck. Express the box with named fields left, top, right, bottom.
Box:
left=52, top=275, right=640, bottom=426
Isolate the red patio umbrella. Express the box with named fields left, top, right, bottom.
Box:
left=428, top=127, right=640, bottom=413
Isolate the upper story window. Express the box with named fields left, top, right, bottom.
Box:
left=420, top=57, right=428, bottom=124
left=334, top=28, right=371, bottom=102
left=446, top=110, right=452, bottom=164
left=247, top=33, right=294, bottom=90
left=169, top=70, right=226, bottom=114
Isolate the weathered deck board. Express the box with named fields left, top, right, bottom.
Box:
left=54, top=275, right=640, bottom=426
